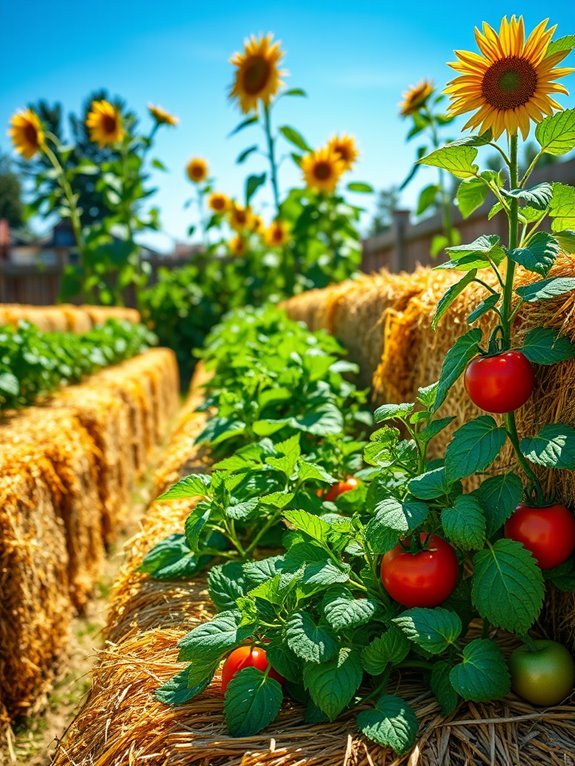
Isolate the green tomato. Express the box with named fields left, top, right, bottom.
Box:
left=509, top=640, right=575, bottom=706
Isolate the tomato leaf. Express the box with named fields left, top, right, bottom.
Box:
left=178, top=610, right=253, bottom=662
left=285, top=611, right=338, bottom=663
left=357, top=695, right=419, bottom=755
left=507, top=232, right=559, bottom=276
left=283, top=509, right=331, bottom=542
left=158, top=473, right=211, bottom=501
left=155, top=667, right=211, bottom=706
left=303, top=647, right=363, bottom=720
left=370, top=496, right=429, bottom=533
left=323, top=588, right=378, bottom=630
left=433, top=328, right=482, bottom=411
left=432, top=270, right=477, bottom=329
left=430, top=661, right=459, bottom=715
left=138, top=534, right=207, bottom=580
left=361, top=626, right=410, bottom=675
left=472, top=539, right=545, bottom=633
left=208, top=562, right=246, bottom=611
left=521, top=327, right=575, bottom=365
left=224, top=666, right=283, bottom=736
left=521, top=424, right=575, bottom=469
left=501, top=183, right=553, bottom=210
left=408, top=467, right=452, bottom=500
left=393, top=607, right=462, bottom=655
left=374, top=402, right=415, bottom=422
left=449, top=639, right=511, bottom=702
left=441, top=494, right=486, bottom=550
left=473, top=473, right=523, bottom=537
left=445, top=416, right=507, bottom=482
left=467, top=293, right=500, bottom=323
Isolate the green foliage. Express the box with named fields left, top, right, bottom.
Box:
left=0, top=318, right=155, bottom=410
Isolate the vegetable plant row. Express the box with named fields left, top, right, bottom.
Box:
left=0, top=318, right=156, bottom=410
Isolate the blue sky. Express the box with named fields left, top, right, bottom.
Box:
left=1, top=0, right=574, bottom=252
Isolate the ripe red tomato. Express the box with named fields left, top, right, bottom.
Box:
left=323, top=477, right=360, bottom=502
left=464, top=351, right=534, bottom=413
left=504, top=503, right=575, bottom=570
left=510, top=640, right=575, bottom=705
left=380, top=533, right=459, bottom=608
left=221, top=646, right=283, bottom=693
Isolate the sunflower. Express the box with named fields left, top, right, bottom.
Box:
left=86, top=100, right=124, bottom=147
left=208, top=192, right=230, bottom=213
left=186, top=157, right=208, bottom=183
left=252, top=215, right=265, bottom=234
left=399, top=80, right=434, bottom=117
left=301, top=146, right=345, bottom=194
left=228, top=203, right=255, bottom=232
left=445, top=16, right=575, bottom=139
left=229, top=234, right=247, bottom=256
left=8, top=109, right=45, bottom=159
left=264, top=219, right=291, bottom=247
left=328, top=133, right=359, bottom=172
left=148, top=104, right=179, bottom=126
left=229, top=34, right=285, bottom=113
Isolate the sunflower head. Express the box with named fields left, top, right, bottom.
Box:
left=446, top=16, right=575, bottom=139
left=301, top=145, right=345, bottom=194
left=400, top=80, right=435, bottom=117
left=229, top=234, right=247, bottom=256
left=186, top=157, right=209, bottom=184
left=327, top=133, right=359, bottom=171
left=264, top=219, right=291, bottom=247
left=8, top=109, right=45, bottom=159
left=86, top=100, right=125, bottom=147
left=228, top=203, right=255, bottom=232
left=148, top=104, right=179, bottom=126
left=208, top=192, right=230, bottom=213
left=229, top=34, right=285, bottom=113
left=252, top=215, right=265, bottom=234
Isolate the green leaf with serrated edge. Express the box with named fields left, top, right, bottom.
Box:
left=178, top=610, right=253, bottom=662
left=521, top=424, right=575, bottom=469
left=260, top=491, right=295, bottom=508
left=225, top=497, right=259, bottom=520
left=297, top=460, right=335, bottom=484
left=517, top=276, right=575, bottom=302
left=361, top=626, right=410, bottom=675
left=420, top=416, right=456, bottom=442
left=265, top=643, right=301, bottom=683
left=393, top=607, right=462, bottom=655
left=555, top=230, right=575, bottom=253
left=544, top=557, right=575, bottom=592
left=158, top=473, right=211, bottom=501
left=501, top=183, right=553, bottom=210
left=445, top=416, right=507, bottom=482
left=433, top=329, right=482, bottom=412
left=436, top=254, right=492, bottom=272
left=323, top=588, right=378, bottom=630
left=208, top=562, right=246, bottom=611
left=365, top=516, right=401, bottom=554
left=472, top=539, right=544, bottom=633
left=549, top=183, right=575, bottom=231
left=138, top=534, right=206, bottom=580
left=446, top=131, right=492, bottom=147
left=536, top=108, right=575, bottom=156
left=243, top=556, right=283, bottom=586
left=547, top=35, right=575, bottom=56
left=441, top=495, right=486, bottom=551
left=449, top=639, right=511, bottom=702
left=457, top=177, right=489, bottom=219
left=196, top=416, right=245, bottom=445
left=372, top=497, right=429, bottom=532
left=446, top=234, right=504, bottom=260
left=521, top=327, right=575, bottom=365
left=285, top=611, right=338, bottom=663
left=279, top=125, right=312, bottom=152
left=224, top=667, right=283, bottom=737
left=357, top=695, right=419, bottom=755
left=303, top=648, right=363, bottom=720
left=508, top=232, right=559, bottom=276
left=283, top=509, right=330, bottom=542
left=300, top=559, right=350, bottom=588
left=187, top=654, right=220, bottom=688
left=184, top=503, right=211, bottom=549
left=408, top=467, right=452, bottom=500
left=430, top=661, right=459, bottom=715
left=155, top=667, right=211, bottom=707
left=419, top=145, right=478, bottom=179
left=467, top=293, right=500, bottom=323
left=473, top=473, right=523, bottom=538
left=290, top=404, right=344, bottom=436
left=432, top=270, right=477, bottom=330
left=417, top=381, right=439, bottom=408
left=374, top=402, right=415, bottom=422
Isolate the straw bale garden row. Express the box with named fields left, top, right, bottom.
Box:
left=3, top=14, right=575, bottom=766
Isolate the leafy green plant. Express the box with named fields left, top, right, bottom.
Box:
left=0, top=319, right=156, bottom=410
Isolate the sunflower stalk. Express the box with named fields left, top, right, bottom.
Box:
left=263, top=104, right=281, bottom=216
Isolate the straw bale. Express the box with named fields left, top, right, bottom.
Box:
left=59, top=304, right=93, bottom=333
left=0, top=447, right=72, bottom=717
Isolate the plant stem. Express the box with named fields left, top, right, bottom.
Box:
left=197, top=185, right=208, bottom=248
left=263, top=104, right=281, bottom=216
left=426, top=106, right=455, bottom=248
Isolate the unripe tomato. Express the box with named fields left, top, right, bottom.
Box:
left=323, top=477, right=360, bottom=502
left=510, top=640, right=575, bottom=705
left=380, top=533, right=459, bottom=608
left=504, top=503, right=575, bottom=569
left=221, top=646, right=283, bottom=693
left=464, top=351, right=534, bottom=413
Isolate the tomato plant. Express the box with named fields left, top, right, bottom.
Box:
left=380, top=534, right=459, bottom=608
left=509, top=640, right=575, bottom=706
left=464, top=351, right=534, bottom=414
left=221, top=646, right=283, bottom=693
left=505, top=503, right=575, bottom=570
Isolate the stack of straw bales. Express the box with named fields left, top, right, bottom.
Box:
left=0, top=304, right=140, bottom=331
left=0, top=348, right=179, bottom=719
left=52, top=365, right=575, bottom=766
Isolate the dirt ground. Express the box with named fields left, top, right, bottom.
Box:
left=5, top=454, right=166, bottom=765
